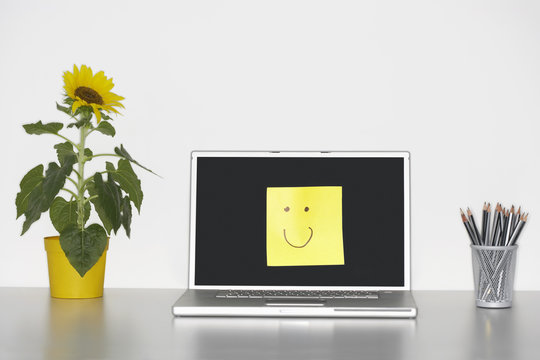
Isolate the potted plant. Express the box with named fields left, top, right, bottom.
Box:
left=16, top=64, right=155, bottom=298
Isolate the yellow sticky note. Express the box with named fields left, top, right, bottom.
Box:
left=266, top=186, right=344, bottom=267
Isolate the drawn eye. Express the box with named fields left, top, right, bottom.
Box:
left=304, top=207, right=309, bottom=212
left=284, top=206, right=290, bottom=212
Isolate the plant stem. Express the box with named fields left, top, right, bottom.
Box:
left=52, top=133, right=78, bottom=148
left=66, top=176, right=78, bottom=188
left=87, top=153, right=122, bottom=159
left=84, top=195, right=98, bottom=204
left=61, top=188, right=78, bottom=198
left=76, top=125, right=89, bottom=230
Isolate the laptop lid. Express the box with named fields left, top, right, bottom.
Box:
left=188, top=151, right=411, bottom=291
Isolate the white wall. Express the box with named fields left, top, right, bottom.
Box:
left=1, top=0, right=539, bottom=290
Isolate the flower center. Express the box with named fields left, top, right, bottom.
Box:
left=74, top=86, right=103, bottom=105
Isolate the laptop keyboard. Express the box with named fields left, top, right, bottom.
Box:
left=216, top=290, right=379, bottom=299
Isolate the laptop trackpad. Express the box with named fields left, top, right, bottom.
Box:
left=265, top=299, right=326, bottom=307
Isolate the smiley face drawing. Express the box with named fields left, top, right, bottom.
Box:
left=266, top=186, right=344, bottom=267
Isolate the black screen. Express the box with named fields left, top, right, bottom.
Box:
left=194, top=156, right=405, bottom=287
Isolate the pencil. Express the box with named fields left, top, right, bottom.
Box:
left=491, top=203, right=501, bottom=246
left=481, top=202, right=487, bottom=245
left=498, top=209, right=507, bottom=246
left=485, top=203, right=491, bottom=246
left=506, top=206, right=515, bottom=245
left=514, top=206, right=521, bottom=234
left=509, top=213, right=528, bottom=246
left=461, top=209, right=477, bottom=245
left=467, top=208, right=481, bottom=246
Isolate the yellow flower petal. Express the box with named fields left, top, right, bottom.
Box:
left=63, top=72, right=73, bottom=88
left=75, top=97, right=88, bottom=106
left=72, top=65, right=80, bottom=89
left=72, top=100, right=82, bottom=113
left=106, top=107, right=121, bottom=114
left=102, top=92, right=125, bottom=102
left=91, top=104, right=102, bottom=123
left=79, top=65, right=90, bottom=86
left=63, top=70, right=76, bottom=97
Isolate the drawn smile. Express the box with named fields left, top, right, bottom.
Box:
left=283, top=227, right=313, bottom=248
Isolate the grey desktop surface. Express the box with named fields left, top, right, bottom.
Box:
left=1, top=288, right=538, bottom=360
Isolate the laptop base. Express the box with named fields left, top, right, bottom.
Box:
left=172, top=290, right=417, bottom=318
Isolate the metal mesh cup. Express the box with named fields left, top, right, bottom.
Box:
left=471, top=245, right=518, bottom=308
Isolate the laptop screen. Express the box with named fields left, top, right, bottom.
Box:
left=191, top=153, right=409, bottom=289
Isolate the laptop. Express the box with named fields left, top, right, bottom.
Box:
left=172, top=151, right=417, bottom=318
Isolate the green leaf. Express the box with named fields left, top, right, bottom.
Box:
left=59, top=224, right=107, bottom=277
left=21, top=158, right=76, bottom=235
left=67, top=118, right=92, bottom=129
left=114, top=144, right=159, bottom=176
left=92, top=172, right=122, bottom=234
left=84, top=148, right=93, bottom=162
left=87, top=181, right=113, bottom=234
left=56, top=102, right=72, bottom=116
left=23, top=121, right=63, bottom=135
left=21, top=186, right=47, bottom=235
left=42, top=159, right=75, bottom=202
left=49, top=197, right=90, bottom=233
left=99, top=111, right=112, bottom=121
left=94, top=121, right=116, bottom=137
left=16, top=165, right=44, bottom=219
left=53, top=142, right=76, bottom=166
left=63, top=97, right=74, bottom=106
left=121, top=196, right=132, bottom=238
left=107, top=160, right=143, bottom=213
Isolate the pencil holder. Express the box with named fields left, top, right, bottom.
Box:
left=471, top=245, right=518, bottom=308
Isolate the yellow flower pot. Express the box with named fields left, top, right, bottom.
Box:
left=44, top=236, right=108, bottom=299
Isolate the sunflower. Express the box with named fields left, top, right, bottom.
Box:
left=63, top=64, right=125, bottom=123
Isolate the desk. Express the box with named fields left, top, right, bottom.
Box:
left=0, top=289, right=538, bottom=359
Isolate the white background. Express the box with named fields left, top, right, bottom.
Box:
left=1, top=0, right=539, bottom=290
